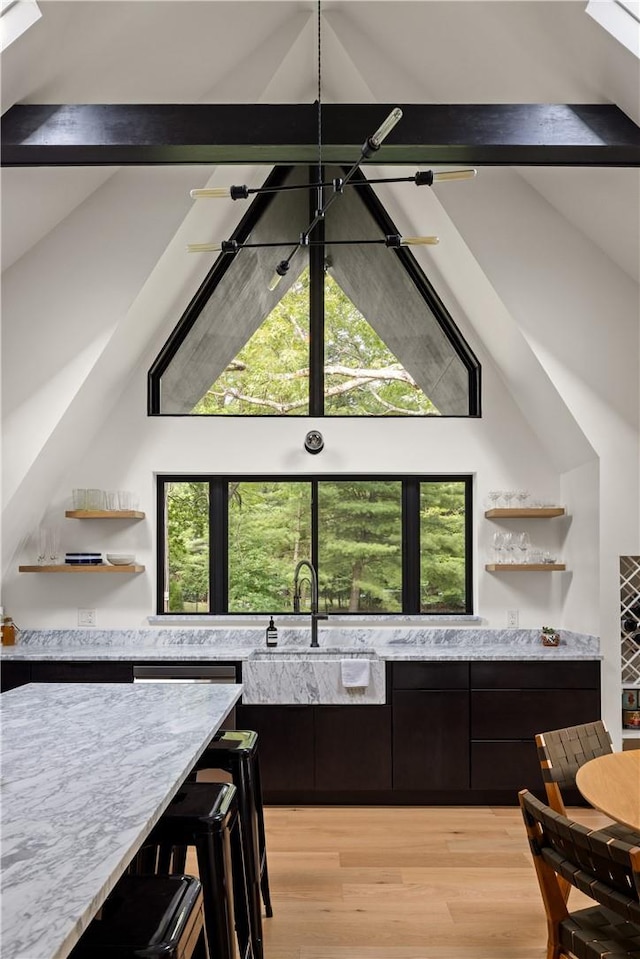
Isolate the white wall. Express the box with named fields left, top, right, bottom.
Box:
left=3, top=297, right=593, bottom=635
left=436, top=167, right=640, bottom=745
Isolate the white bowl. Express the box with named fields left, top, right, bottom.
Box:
left=106, top=553, right=135, bottom=566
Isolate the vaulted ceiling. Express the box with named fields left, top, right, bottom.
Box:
left=1, top=1, right=639, bottom=554
left=2, top=0, right=639, bottom=277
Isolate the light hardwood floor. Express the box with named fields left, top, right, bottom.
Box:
left=255, top=803, right=610, bottom=959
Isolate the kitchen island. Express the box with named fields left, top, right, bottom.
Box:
left=0, top=681, right=241, bottom=959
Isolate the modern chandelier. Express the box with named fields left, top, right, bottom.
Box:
left=188, top=1, right=476, bottom=290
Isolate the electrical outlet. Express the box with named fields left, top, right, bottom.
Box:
left=78, top=608, right=96, bottom=627
left=507, top=609, right=519, bottom=628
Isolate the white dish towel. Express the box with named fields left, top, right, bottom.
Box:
left=340, top=659, right=371, bottom=688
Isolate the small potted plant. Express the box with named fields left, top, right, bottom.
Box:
left=541, top=625, right=560, bottom=647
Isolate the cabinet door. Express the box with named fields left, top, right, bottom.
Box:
left=30, top=662, right=134, bottom=683
left=1, top=662, right=31, bottom=692
left=314, top=706, right=392, bottom=791
left=235, top=704, right=314, bottom=794
left=393, top=690, right=469, bottom=790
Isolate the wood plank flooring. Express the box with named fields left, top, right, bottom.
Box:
left=187, top=803, right=610, bottom=958
left=258, top=804, right=610, bottom=959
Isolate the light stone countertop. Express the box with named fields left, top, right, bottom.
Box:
left=0, top=626, right=601, bottom=662
left=0, top=681, right=241, bottom=959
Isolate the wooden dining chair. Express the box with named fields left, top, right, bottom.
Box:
left=519, top=789, right=640, bottom=959
left=535, top=720, right=614, bottom=817
left=536, top=719, right=639, bottom=857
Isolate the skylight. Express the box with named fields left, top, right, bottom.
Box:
left=586, top=0, right=640, bottom=58
left=0, top=0, right=41, bottom=51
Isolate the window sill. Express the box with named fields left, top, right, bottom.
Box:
left=147, top=614, right=484, bottom=627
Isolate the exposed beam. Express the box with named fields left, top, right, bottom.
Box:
left=2, top=103, right=640, bottom=167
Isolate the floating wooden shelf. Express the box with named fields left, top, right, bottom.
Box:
left=485, top=563, right=566, bottom=572
left=65, top=510, right=145, bottom=519
left=484, top=508, right=565, bottom=518
left=19, top=565, right=145, bottom=573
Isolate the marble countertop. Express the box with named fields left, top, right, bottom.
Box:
left=1, top=682, right=241, bottom=959
left=0, top=626, right=602, bottom=662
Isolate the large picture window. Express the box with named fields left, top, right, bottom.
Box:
left=157, top=475, right=472, bottom=615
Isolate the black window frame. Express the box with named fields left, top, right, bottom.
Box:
left=148, top=165, right=481, bottom=417
left=156, top=473, right=473, bottom=616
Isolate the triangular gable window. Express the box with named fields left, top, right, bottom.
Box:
left=149, top=166, right=480, bottom=417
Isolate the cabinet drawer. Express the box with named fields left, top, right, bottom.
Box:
left=470, top=741, right=541, bottom=791
left=471, top=689, right=600, bottom=740
left=30, top=662, right=134, bottom=683
left=392, top=662, right=469, bottom=690
left=470, top=661, right=600, bottom=690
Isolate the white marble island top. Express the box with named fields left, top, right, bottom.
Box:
left=1, top=681, right=241, bottom=959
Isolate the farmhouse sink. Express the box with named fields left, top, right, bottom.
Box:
left=242, top=648, right=385, bottom=705
left=249, top=647, right=378, bottom=660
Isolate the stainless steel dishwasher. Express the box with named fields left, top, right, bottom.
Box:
left=132, top=663, right=239, bottom=728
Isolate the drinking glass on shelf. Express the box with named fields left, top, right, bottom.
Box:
left=72, top=488, right=88, bottom=510
left=37, top=527, right=48, bottom=565
left=502, top=490, right=515, bottom=508
left=502, top=531, right=514, bottom=563
left=48, top=527, right=61, bottom=565
left=516, top=531, right=530, bottom=564
left=516, top=489, right=530, bottom=507
left=87, top=489, right=104, bottom=509
left=105, top=491, right=119, bottom=511
left=492, top=532, right=505, bottom=564
left=487, top=489, right=502, bottom=510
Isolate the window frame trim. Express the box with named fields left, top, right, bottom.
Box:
left=156, top=473, right=473, bottom=617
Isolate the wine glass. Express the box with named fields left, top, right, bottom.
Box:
left=48, top=527, right=61, bottom=566
left=516, top=531, right=530, bottom=565
left=492, top=531, right=504, bottom=564
left=487, top=489, right=502, bottom=510
left=502, top=531, right=514, bottom=563
left=516, top=489, right=530, bottom=508
left=503, top=490, right=515, bottom=509
left=37, top=527, right=48, bottom=566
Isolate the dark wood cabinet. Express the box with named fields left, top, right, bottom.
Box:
left=235, top=704, right=315, bottom=794
left=1, top=661, right=31, bottom=692
left=469, top=660, right=601, bottom=793
left=392, top=663, right=469, bottom=790
left=314, top=705, right=392, bottom=791
left=29, top=662, right=134, bottom=683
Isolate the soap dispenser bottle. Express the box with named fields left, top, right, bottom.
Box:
left=266, top=616, right=278, bottom=648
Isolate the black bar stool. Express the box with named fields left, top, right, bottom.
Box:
left=193, top=729, right=273, bottom=936
left=144, top=782, right=254, bottom=959
left=68, top=874, right=207, bottom=958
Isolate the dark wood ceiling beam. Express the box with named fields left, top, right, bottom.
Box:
left=2, top=103, right=640, bottom=167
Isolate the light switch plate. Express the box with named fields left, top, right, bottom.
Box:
left=78, top=608, right=96, bottom=627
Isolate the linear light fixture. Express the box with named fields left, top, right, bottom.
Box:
left=187, top=1, right=477, bottom=289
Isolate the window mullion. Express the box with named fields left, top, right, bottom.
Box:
left=210, top=480, right=228, bottom=612
left=402, top=479, right=421, bottom=613
left=309, top=165, right=325, bottom=416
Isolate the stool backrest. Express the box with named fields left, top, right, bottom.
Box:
left=535, top=720, right=613, bottom=815
left=519, top=789, right=640, bottom=926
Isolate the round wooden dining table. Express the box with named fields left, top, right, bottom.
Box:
left=576, top=749, right=640, bottom=833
